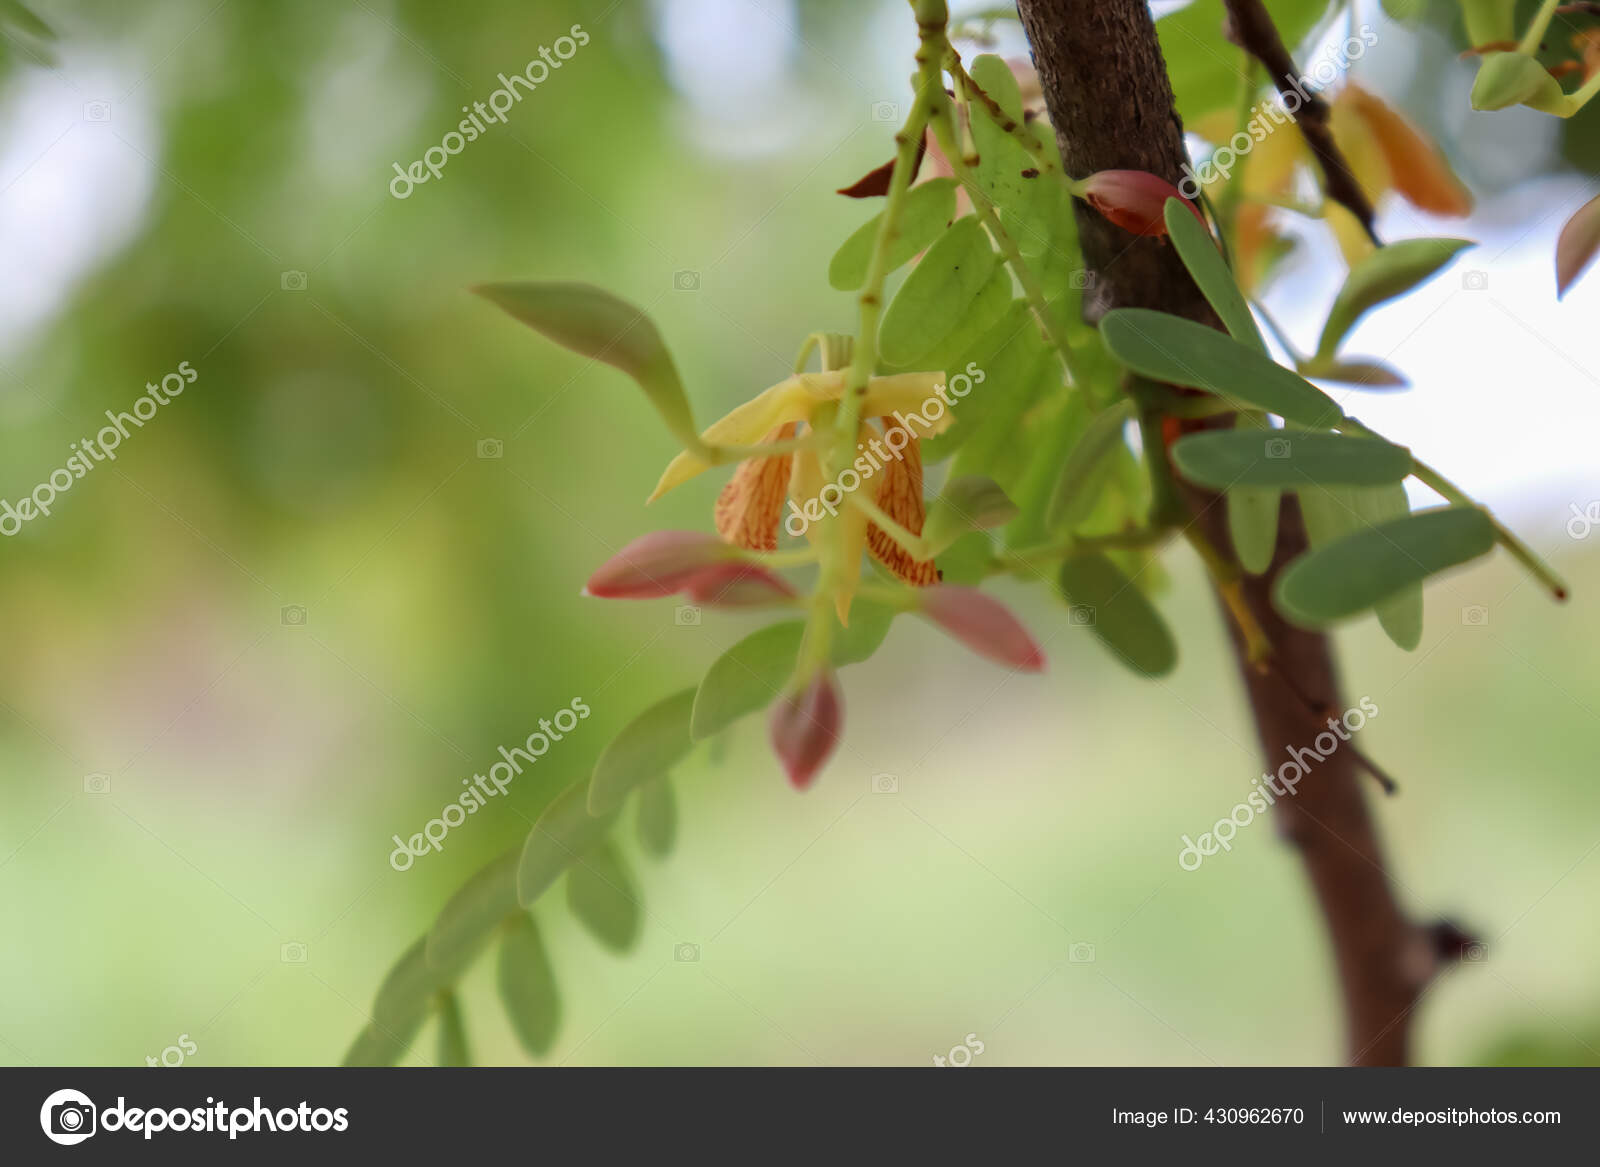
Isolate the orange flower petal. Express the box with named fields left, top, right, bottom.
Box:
left=866, top=419, right=939, bottom=587
left=1343, top=84, right=1473, bottom=218
left=713, top=422, right=796, bottom=551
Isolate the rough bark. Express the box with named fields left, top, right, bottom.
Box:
left=1015, top=0, right=1456, bottom=1066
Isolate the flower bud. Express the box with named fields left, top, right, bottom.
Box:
left=768, top=671, right=843, bottom=790
left=917, top=586, right=1045, bottom=672
left=584, top=531, right=729, bottom=598
left=681, top=562, right=797, bottom=607
left=1075, top=170, right=1203, bottom=237
left=1557, top=191, right=1600, bottom=298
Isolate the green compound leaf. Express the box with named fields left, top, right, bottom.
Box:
left=1312, top=237, right=1473, bottom=362
left=587, top=689, right=696, bottom=815
left=426, top=848, right=520, bottom=980
left=636, top=776, right=678, bottom=858
left=1164, top=198, right=1266, bottom=352
left=473, top=282, right=705, bottom=455
left=1275, top=506, right=1496, bottom=628
left=567, top=841, right=642, bottom=953
left=878, top=217, right=999, bottom=367
left=828, top=178, right=958, bottom=292
left=1100, top=308, right=1344, bottom=428
left=517, top=781, right=619, bottom=907
left=1058, top=552, right=1178, bottom=677
left=1171, top=430, right=1412, bottom=488
left=498, top=914, right=561, bottom=1059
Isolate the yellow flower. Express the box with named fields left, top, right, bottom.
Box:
left=650, top=370, right=954, bottom=618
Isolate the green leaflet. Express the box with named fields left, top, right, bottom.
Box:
left=969, top=53, right=1023, bottom=122
left=435, top=991, right=470, bottom=1067
left=1311, top=238, right=1474, bottom=363
left=517, top=781, right=618, bottom=907
left=1226, top=414, right=1280, bottom=575
left=1300, top=480, right=1423, bottom=649
left=689, top=602, right=893, bottom=740
left=1048, top=398, right=1134, bottom=530
left=1164, top=198, right=1266, bottom=352
left=373, top=936, right=447, bottom=1028
left=498, top=914, right=561, bottom=1059
left=878, top=217, right=999, bottom=367
left=906, top=266, right=1013, bottom=380
left=1275, top=506, right=1496, bottom=628
left=920, top=300, right=1032, bottom=464
left=1171, top=430, right=1413, bottom=489
left=636, top=776, right=678, bottom=858
left=342, top=1014, right=424, bottom=1068
left=425, top=848, right=520, bottom=980
left=473, top=282, right=704, bottom=456
left=951, top=331, right=1056, bottom=486
left=828, top=178, right=959, bottom=292
left=566, top=841, right=642, bottom=953
left=1058, top=552, right=1178, bottom=677
left=1100, top=308, right=1344, bottom=428
left=587, top=688, right=697, bottom=815
left=1356, top=483, right=1423, bottom=651
left=923, top=476, right=1019, bottom=554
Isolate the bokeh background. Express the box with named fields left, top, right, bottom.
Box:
left=2, top=0, right=1598, bottom=1067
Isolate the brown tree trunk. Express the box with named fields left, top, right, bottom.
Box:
left=1014, top=0, right=1459, bottom=1066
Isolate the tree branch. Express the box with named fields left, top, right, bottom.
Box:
left=1221, top=0, right=1380, bottom=244
left=1014, top=0, right=1465, bottom=1065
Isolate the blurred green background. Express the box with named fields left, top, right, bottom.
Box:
left=1, top=0, right=1598, bottom=1067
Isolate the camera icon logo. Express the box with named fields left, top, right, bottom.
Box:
left=674, top=604, right=702, bottom=627
left=1069, top=604, right=1097, bottom=626
left=1069, top=942, right=1096, bottom=963
left=280, top=270, right=308, bottom=292
left=40, top=1088, right=96, bottom=1145
left=673, top=269, right=700, bottom=291
left=674, top=942, right=700, bottom=962
left=83, top=101, right=111, bottom=123
left=1567, top=501, right=1600, bottom=540
left=83, top=773, right=111, bottom=794
left=281, top=941, right=308, bottom=963
left=1461, top=605, right=1489, bottom=627
left=1462, top=270, right=1488, bottom=291
left=476, top=437, right=504, bottom=459
left=870, top=773, right=898, bottom=794
left=1463, top=941, right=1488, bottom=962
left=1069, top=269, right=1096, bottom=290
left=1265, top=437, right=1292, bottom=459
left=281, top=604, right=307, bottom=627
left=870, top=101, right=899, bottom=121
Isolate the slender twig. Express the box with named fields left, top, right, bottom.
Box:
left=1222, top=0, right=1380, bottom=245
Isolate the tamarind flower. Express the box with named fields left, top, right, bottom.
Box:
left=648, top=369, right=955, bottom=617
